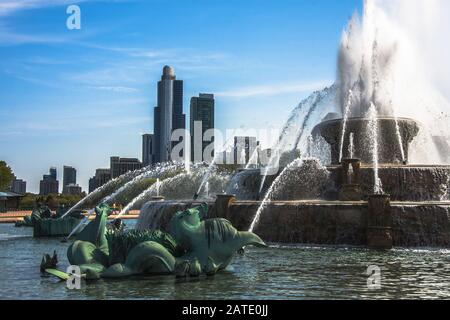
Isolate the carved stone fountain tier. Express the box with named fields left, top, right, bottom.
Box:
left=329, top=165, right=450, bottom=202
left=312, top=117, right=420, bottom=165
left=226, top=164, right=450, bottom=202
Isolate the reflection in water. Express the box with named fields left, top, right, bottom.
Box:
left=1, top=223, right=450, bottom=300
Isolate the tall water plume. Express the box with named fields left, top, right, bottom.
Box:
left=348, top=133, right=355, bottom=159
left=338, top=0, right=450, bottom=164
left=339, top=90, right=354, bottom=163
left=368, top=102, right=383, bottom=194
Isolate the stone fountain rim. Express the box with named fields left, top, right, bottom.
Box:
left=315, top=116, right=420, bottom=128
left=326, top=164, right=450, bottom=169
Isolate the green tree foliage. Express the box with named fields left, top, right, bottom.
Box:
left=0, top=160, right=14, bottom=191
left=19, top=193, right=87, bottom=210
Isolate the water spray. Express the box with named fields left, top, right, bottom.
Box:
left=339, top=90, right=354, bottom=163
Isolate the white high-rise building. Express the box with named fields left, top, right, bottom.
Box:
left=153, top=66, right=185, bottom=163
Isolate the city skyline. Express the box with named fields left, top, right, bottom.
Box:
left=0, top=0, right=363, bottom=192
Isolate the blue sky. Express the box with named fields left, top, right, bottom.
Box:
left=0, top=0, right=362, bottom=193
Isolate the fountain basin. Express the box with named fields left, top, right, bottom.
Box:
left=312, top=117, right=420, bottom=165
left=329, top=165, right=450, bottom=202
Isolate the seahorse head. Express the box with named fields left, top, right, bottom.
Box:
left=169, top=204, right=208, bottom=249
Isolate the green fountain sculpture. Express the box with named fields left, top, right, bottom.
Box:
left=17, top=203, right=84, bottom=237
left=59, top=203, right=266, bottom=280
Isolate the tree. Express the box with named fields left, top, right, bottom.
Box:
left=45, top=195, right=59, bottom=211
left=0, top=161, right=14, bottom=191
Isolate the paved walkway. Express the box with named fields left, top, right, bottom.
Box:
left=0, top=210, right=140, bottom=223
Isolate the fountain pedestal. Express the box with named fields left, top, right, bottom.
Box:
left=339, top=159, right=362, bottom=201
left=340, top=185, right=362, bottom=201
left=215, top=194, right=236, bottom=219
left=367, top=194, right=393, bottom=250
left=313, top=117, right=419, bottom=165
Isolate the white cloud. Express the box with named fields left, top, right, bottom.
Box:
left=0, top=0, right=138, bottom=16
left=61, top=47, right=232, bottom=89
left=0, top=115, right=151, bottom=135
left=0, top=0, right=105, bottom=16
left=0, top=25, right=69, bottom=45
left=216, top=80, right=331, bottom=98
left=89, top=86, right=139, bottom=93
left=2, top=70, right=66, bottom=88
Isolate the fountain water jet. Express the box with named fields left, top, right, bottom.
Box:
left=61, top=166, right=152, bottom=219
left=250, top=159, right=303, bottom=233
left=440, top=174, right=450, bottom=202
left=102, top=162, right=183, bottom=205
left=306, top=135, right=314, bottom=159
left=249, top=158, right=329, bottom=233
left=156, top=178, right=161, bottom=197
left=119, top=165, right=230, bottom=216
left=339, top=90, right=354, bottom=163
left=393, top=112, right=406, bottom=164
left=62, top=163, right=188, bottom=241
left=348, top=132, right=355, bottom=159
left=118, top=175, right=177, bottom=217
left=194, top=162, right=215, bottom=200
left=245, top=146, right=259, bottom=169
left=194, top=130, right=238, bottom=200
left=368, top=102, right=383, bottom=194
left=204, top=182, right=210, bottom=199
left=258, top=86, right=337, bottom=196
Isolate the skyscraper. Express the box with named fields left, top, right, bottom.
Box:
left=39, top=167, right=59, bottom=195
left=9, top=176, right=26, bottom=194
left=110, top=157, right=142, bottom=179
left=233, top=136, right=259, bottom=165
left=63, top=166, right=77, bottom=194
left=49, top=167, right=57, bottom=180
left=190, top=93, right=215, bottom=162
left=153, top=66, right=185, bottom=163
left=142, top=134, right=155, bottom=167
left=64, top=184, right=82, bottom=195
left=88, top=168, right=111, bottom=193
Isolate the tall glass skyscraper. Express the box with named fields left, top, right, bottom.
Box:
left=190, top=93, right=215, bottom=162
left=153, top=66, right=185, bottom=163
left=142, top=133, right=155, bottom=166
left=63, top=166, right=76, bottom=193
